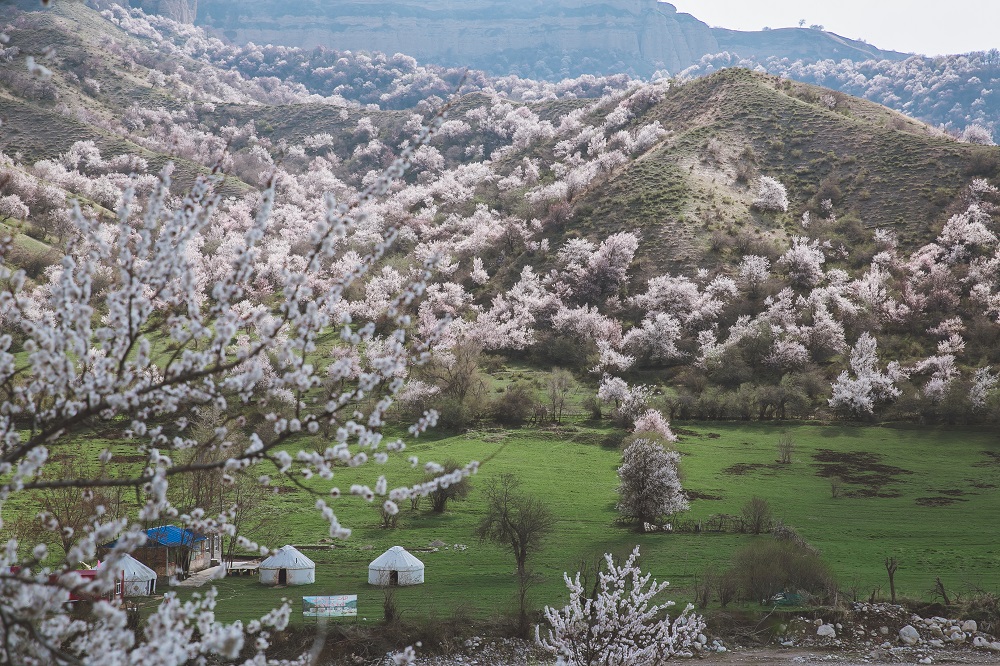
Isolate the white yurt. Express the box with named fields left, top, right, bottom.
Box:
left=99, top=554, right=157, bottom=596
left=368, top=546, right=424, bottom=586
left=259, top=545, right=315, bottom=586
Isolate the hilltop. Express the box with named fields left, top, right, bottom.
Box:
left=566, top=68, right=996, bottom=273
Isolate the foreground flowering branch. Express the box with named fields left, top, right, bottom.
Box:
left=0, top=96, right=473, bottom=663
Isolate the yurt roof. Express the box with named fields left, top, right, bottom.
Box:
left=368, top=546, right=424, bottom=571
left=98, top=554, right=157, bottom=582
left=259, top=545, right=315, bottom=570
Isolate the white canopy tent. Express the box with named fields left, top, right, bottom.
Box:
left=99, top=554, right=158, bottom=596
left=259, top=545, right=315, bottom=586
left=368, top=546, right=424, bottom=586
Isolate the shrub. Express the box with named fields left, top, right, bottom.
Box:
left=532, top=333, right=598, bottom=371
left=715, top=569, right=739, bottom=608
left=740, top=496, right=773, bottom=534
left=22, top=224, right=47, bottom=241
left=729, top=539, right=836, bottom=604
left=6, top=245, right=60, bottom=280
left=582, top=395, right=602, bottom=420
left=435, top=396, right=477, bottom=431
left=776, top=433, right=794, bottom=464
left=428, top=460, right=472, bottom=513
left=491, top=381, right=540, bottom=426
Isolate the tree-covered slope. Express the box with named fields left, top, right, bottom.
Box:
left=4, top=0, right=1000, bottom=427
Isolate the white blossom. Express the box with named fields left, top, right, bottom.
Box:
left=537, top=546, right=704, bottom=665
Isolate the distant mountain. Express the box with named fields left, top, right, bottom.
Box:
left=711, top=27, right=900, bottom=65
left=130, top=0, right=907, bottom=79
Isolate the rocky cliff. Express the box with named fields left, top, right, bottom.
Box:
left=138, top=0, right=907, bottom=78
left=186, top=0, right=718, bottom=77
left=131, top=0, right=198, bottom=24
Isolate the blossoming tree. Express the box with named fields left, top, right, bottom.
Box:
left=536, top=546, right=705, bottom=666
left=0, top=108, right=467, bottom=663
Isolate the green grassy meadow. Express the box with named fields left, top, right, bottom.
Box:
left=170, top=422, right=1000, bottom=626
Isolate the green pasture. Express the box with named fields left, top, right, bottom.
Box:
left=167, top=422, right=1000, bottom=625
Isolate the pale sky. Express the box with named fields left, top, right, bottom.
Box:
left=667, top=1, right=999, bottom=57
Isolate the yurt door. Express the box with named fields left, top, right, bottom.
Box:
left=278, top=569, right=287, bottom=585
left=390, top=570, right=399, bottom=586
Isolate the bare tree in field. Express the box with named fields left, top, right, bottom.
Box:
left=777, top=433, right=795, bottom=464
left=546, top=368, right=574, bottom=423
left=740, top=496, right=774, bottom=534
left=221, top=476, right=279, bottom=567
left=476, top=473, right=554, bottom=633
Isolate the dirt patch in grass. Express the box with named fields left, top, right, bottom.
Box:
left=968, top=480, right=997, bottom=489
left=935, top=488, right=968, bottom=496
left=721, top=462, right=781, bottom=476
left=915, top=496, right=969, bottom=507
left=811, top=449, right=913, bottom=497
left=974, top=451, right=1000, bottom=467
left=686, top=490, right=723, bottom=501
left=671, top=428, right=722, bottom=439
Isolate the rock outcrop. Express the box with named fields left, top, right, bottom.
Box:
left=131, top=0, right=198, bottom=24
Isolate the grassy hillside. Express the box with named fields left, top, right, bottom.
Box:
left=3, top=2, right=997, bottom=274
left=569, top=69, right=999, bottom=273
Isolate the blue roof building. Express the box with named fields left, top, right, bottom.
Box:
left=145, top=525, right=207, bottom=548
left=102, top=526, right=218, bottom=578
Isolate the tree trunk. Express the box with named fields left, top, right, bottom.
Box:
left=884, top=557, right=898, bottom=603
